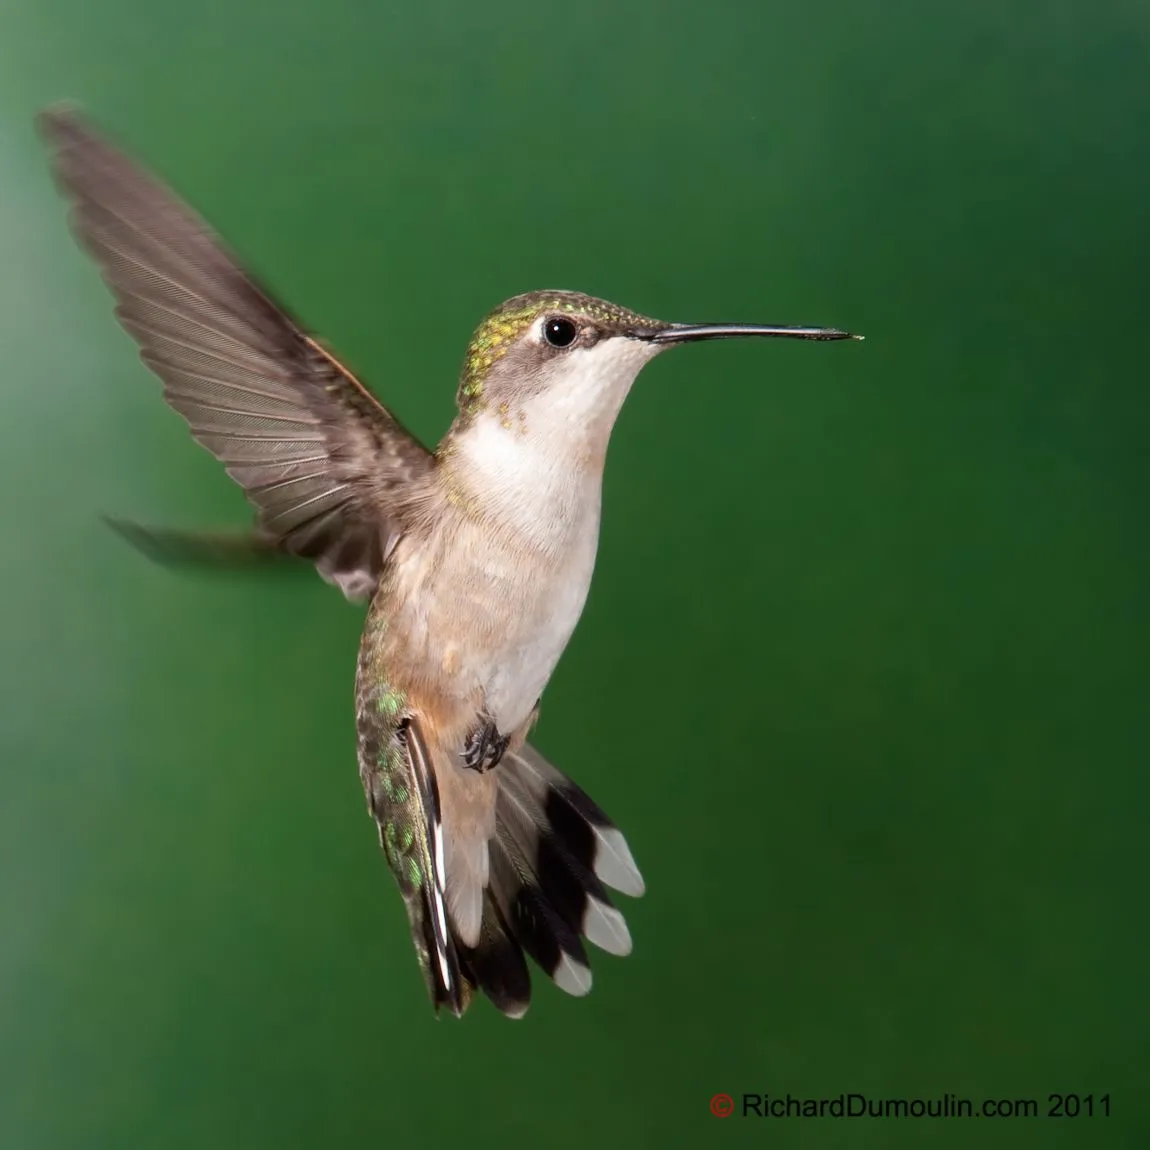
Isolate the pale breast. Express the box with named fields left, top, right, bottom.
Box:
left=393, top=422, right=605, bottom=735
left=476, top=517, right=600, bottom=732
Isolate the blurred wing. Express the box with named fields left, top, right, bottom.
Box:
left=39, top=105, right=433, bottom=601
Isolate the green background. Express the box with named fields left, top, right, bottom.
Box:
left=1, top=1, right=1147, bottom=1147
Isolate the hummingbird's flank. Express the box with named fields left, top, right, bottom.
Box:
left=39, top=106, right=861, bottom=1019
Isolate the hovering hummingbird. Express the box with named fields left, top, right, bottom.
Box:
left=39, top=106, right=861, bottom=1018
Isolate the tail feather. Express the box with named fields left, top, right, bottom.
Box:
left=508, top=744, right=645, bottom=898
left=455, top=902, right=530, bottom=1019
left=371, top=719, right=644, bottom=1020
left=442, top=742, right=643, bottom=1017
left=488, top=827, right=594, bottom=998
left=497, top=771, right=632, bottom=956
left=434, top=762, right=496, bottom=949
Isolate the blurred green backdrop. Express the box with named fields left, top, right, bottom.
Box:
left=1, top=1, right=1147, bottom=1147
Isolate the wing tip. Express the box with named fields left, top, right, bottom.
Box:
left=35, top=100, right=87, bottom=144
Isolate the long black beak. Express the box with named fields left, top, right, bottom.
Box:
left=646, top=323, right=862, bottom=343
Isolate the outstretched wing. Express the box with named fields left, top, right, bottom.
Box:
left=39, top=105, right=433, bottom=601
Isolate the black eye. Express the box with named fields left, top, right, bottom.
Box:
left=542, top=316, right=578, bottom=348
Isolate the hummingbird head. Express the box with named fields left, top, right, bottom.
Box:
left=444, top=290, right=861, bottom=520
left=454, top=290, right=859, bottom=442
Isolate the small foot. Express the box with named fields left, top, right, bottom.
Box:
left=462, top=718, right=510, bottom=773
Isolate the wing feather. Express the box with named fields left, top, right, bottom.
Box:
left=39, top=104, right=433, bottom=601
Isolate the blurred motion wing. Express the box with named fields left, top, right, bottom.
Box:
left=39, top=105, right=433, bottom=602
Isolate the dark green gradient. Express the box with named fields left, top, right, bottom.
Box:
left=1, top=2, right=1146, bottom=1147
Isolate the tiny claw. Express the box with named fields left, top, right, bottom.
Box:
left=461, top=719, right=510, bottom=773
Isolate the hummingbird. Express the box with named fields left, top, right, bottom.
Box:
left=38, top=106, right=861, bottom=1018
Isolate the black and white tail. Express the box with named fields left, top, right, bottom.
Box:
left=421, top=741, right=644, bottom=1019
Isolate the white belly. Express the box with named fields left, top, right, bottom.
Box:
left=392, top=480, right=603, bottom=735
left=402, top=402, right=618, bottom=734
left=480, top=532, right=598, bottom=731
left=439, top=507, right=599, bottom=734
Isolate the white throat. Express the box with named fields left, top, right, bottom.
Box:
left=449, top=337, right=662, bottom=549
